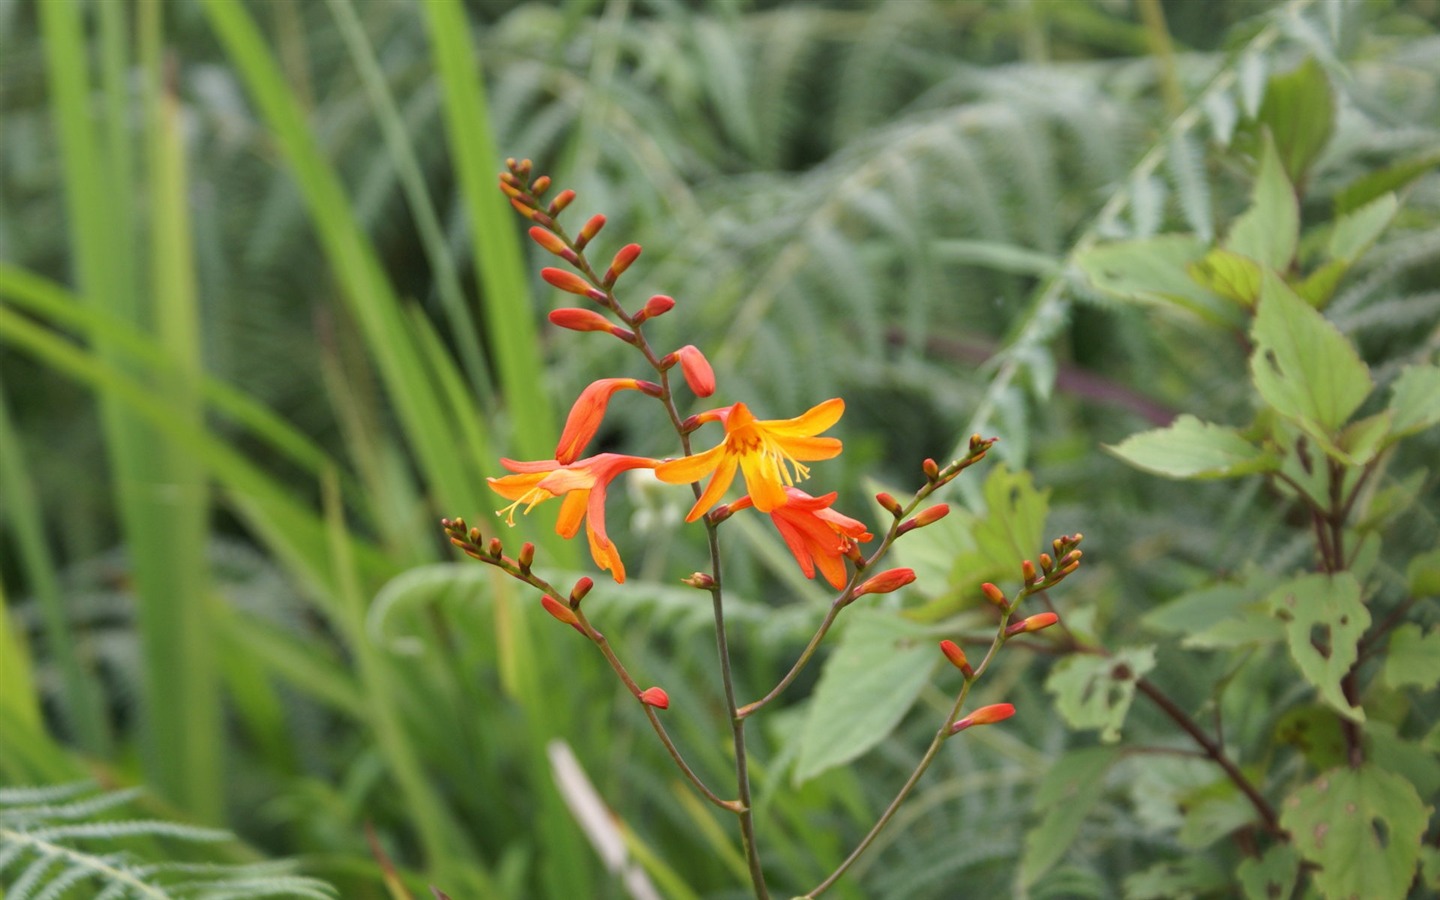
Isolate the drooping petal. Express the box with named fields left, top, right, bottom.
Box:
left=684, top=454, right=740, bottom=522
left=738, top=449, right=789, bottom=513
left=554, top=489, right=589, bottom=539
left=556, top=379, right=644, bottom=464
left=654, top=442, right=727, bottom=485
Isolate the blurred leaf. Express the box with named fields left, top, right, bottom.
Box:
left=1044, top=646, right=1154, bottom=742
left=1019, top=747, right=1120, bottom=887
left=1123, top=857, right=1228, bottom=899
left=1225, top=137, right=1298, bottom=271
left=1077, top=235, right=1238, bottom=325
left=1176, top=786, right=1252, bottom=849
left=1275, top=706, right=1347, bottom=771
left=1187, top=248, right=1261, bottom=307
left=1105, top=415, right=1278, bottom=479
left=1237, top=844, right=1301, bottom=900
left=1279, top=765, right=1429, bottom=900
left=1408, top=547, right=1440, bottom=598
left=1256, top=57, right=1334, bottom=186
left=1386, top=365, right=1440, bottom=443
left=1250, top=270, right=1371, bottom=437
left=1266, top=572, right=1369, bottom=722
left=793, top=609, right=937, bottom=784
left=1335, top=148, right=1440, bottom=214
left=1366, top=722, right=1440, bottom=800
left=970, top=463, right=1051, bottom=577
left=1327, top=192, right=1398, bottom=264
left=1382, top=624, right=1440, bottom=691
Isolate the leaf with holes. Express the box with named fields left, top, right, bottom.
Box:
left=1044, top=646, right=1154, bottom=742
left=1250, top=271, right=1372, bottom=437
left=1238, top=844, right=1301, bottom=900
left=1279, top=765, right=1430, bottom=900
left=1266, top=573, right=1369, bottom=722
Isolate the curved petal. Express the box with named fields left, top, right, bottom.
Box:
left=739, top=450, right=789, bottom=513
left=487, top=471, right=550, bottom=502
left=554, top=489, right=589, bottom=539
left=766, top=398, right=844, bottom=436
left=586, top=522, right=626, bottom=582
left=555, top=379, right=640, bottom=464
left=774, top=435, right=843, bottom=462
left=499, top=457, right=563, bottom=474
left=685, top=454, right=739, bottom=522
left=654, top=443, right=726, bottom=484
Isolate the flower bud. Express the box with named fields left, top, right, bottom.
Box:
left=949, top=703, right=1015, bottom=734
left=1022, top=560, right=1037, bottom=585
left=875, top=492, right=903, bottom=516
left=547, top=188, right=575, bottom=216
left=514, top=158, right=533, bottom=179
left=576, top=214, right=606, bottom=249
left=530, top=175, right=551, bottom=196
left=980, top=582, right=1007, bottom=609
left=509, top=197, right=540, bottom=220
left=487, top=537, right=503, bottom=559
left=922, top=458, right=940, bottom=481
left=518, top=542, right=535, bottom=574
left=604, top=243, right=642, bottom=285
left=897, top=502, right=950, bottom=535
left=549, top=308, right=615, bottom=333
left=676, top=345, right=716, bottom=397
left=939, top=639, right=974, bottom=677
left=528, top=226, right=570, bottom=255
left=467, top=526, right=482, bottom=545
left=681, top=572, right=717, bottom=590
left=570, top=576, right=594, bottom=607
left=1039, top=552, right=1054, bottom=574
left=638, top=686, right=669, bottom=709
left=641, top=295, right=675, bottom=319
left=541, top=594, right=580, bottom=627
left=541, top=267, right=602, bottom=300
left=498, top=180, right=528, bottom=201
left=855, top=567, right=916, bottom=597
left=1005, top=612, right=1058, bottom=637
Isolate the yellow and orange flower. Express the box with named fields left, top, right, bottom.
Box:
left=729, top=487, right=871, bottom=588
left=554, top=378, right=660, bottom=464
left=489, top=453, right=657, bottom=582
left=655, top=399, right=844, bottom=521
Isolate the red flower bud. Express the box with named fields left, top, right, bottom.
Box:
left=1005, top=612, right=1058, bottom=637
left=570, top=576, right=594, bottom=606
left=487, top=537, right=503, bottom=559
left=549, top=308, right=615, bottom=333
left=1039, top=552, right=1054, bottom=574
left=950, top=703, right=1016, bottom=734
left=1022, top=560, right=1038, bottom=584
left=530, top=175, right=551, bottom=196
left=642, top=295, right=675, bottom=319
left=856, top=567, right=916, bottom=597
left=922, top=458, right=940, bottom=480
left=980, top=582, right=1007, bottom=609
left=576, top=214, right=606, bottom=249
left=541, top=594, right=580, bottom=627
left=547, top=188, right=576, bottom=216
left=939, top=639, right=974, bottom=677
left=518, top=542, right=535, bottom=573
left=676, top=345, right=716, bottom=397
left=541, top=267, right=600, bottom=298
left=875, top=492, right=903, bottom=516
left=638, top=687, right=669, bottom=709
left=605, top=243, right=642, bottom=285
left=529, top=226, right=569, bottom=255
left=898, top=502, right=950, bottom=535
left=681, top=572, right=717, bottom=590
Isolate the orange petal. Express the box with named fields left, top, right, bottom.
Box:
left=654, top=443, right=725, bottom=484
left=739, top=450, right=788, bottom=513
left=767, top=398, right=844, bottom=436
left=775, top=435, right=843, bottom=461
left=554, top=489, right=589, bottom=539
left=685, top=454, right=739, bottom=522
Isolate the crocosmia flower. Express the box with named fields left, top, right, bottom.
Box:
left=555, top=378, right=660, bottom=464
left=655, top=399, right=844, bottom=521
left=489, top=453, right=657, bottom=582
left=729, top=487, right=871, bottom=588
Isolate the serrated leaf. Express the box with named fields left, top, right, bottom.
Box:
left=1105, top=415, right=1278, bottom=479
left=1250, top=271, right=1372, bottom=435
left=1226, top=137, right=1298, bottom=271
left=1187, top=248, right=1261, bottom=307
left=1020, top=747, right=1120, bottom=887
left=971, top=463, right=1050, bottom=578
left=1238, top=844, right=1301, bottom=900
left=1077, top=235, right=1239, bottom=326
left=1336, top=411, right=1390, bottom=465
left=1328, top=192, right=1397, bottom=263
left=1123, top=857, right=1228, bottom=900
left=1257, top=57, right=1334, bottom=186
left=1266, top=573, right=1369, bottom=722
left=1382, top=624, right=1440, bottom=691
left=1044, top=646, right=1154, bottom=742
left=792, top=610, right=937, bottom=784
left=1386, top=365, right=1440, bottom=442
left=1407, top=548, right=1440, bottom=598
left=1335, top=148, right=1440, bottom=214
left=1279, top=765, right=1430, bottom=900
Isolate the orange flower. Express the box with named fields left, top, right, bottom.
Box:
left=555, top=378, right=660, bottom=464
left=655, top=399, right=844, bottom=521
left=489, top=453, right=657, bottom=582
left=729, top=487, right=871, bottom=588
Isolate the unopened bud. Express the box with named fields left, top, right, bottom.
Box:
left=949, top=703, right=1016, bottom=734
left=498, top=180, right=528, bottom=201
left=641, top=295, right=675, bottom=319
left=570, top=576, right=594, bottom=607
left=549, top=308, right=615, bottom=333
left=541, top=267, right=602, bottom=299
left=509, top=197, right=540, bottom=220
left=898, top=503, right=950, bottom=535
left=518, top=542, right=535, bottom=573
left=1022, top=560, right=1038, bottom=585
left=468, top=526, right=482, bottom=544
left=676, top=345, right=716, bottom=397
left=547, top=188, right=575, bottom=215
left=530, top=175, right=551, bottom=195
left=922, top=458, right=940, bottom=481
left=980, top=582, right=1008, bottom=609
left=875, top=492, right=903, bottom=516
left=1005, top=612, right=1059, bottom=637
left=487, top=537, right=503, bottom=559
left=514, top=158, right=533, bottom=179
left=638, top=687, right=670, bottom=709
left=528, top=226, right=574, bottom=259
left=856, top=568, right=916, bottom=597
left=604, top=243, right=642, bottom=285
left=682, top=572, right=717, bottom=590
left=1039, top=552, right=1054, bottom=574
left=939, top=639, right=974, bottom=677
left=576, top=214, right=606, bottom=249
left=541, top=594, right=581, bottom=628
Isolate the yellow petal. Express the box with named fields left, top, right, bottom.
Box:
left=766, top=398, right=844, bottom=437
left=685, top=454, right=739, bottom=522
left=655, top=443, right=725, bottom=484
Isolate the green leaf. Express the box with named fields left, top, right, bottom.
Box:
left=1386, top=365, right=1440, bottom=442
left=1020, top=747, right=1120, bottom=887
left=1335, top=148, right=1440, bottom=214
left=1407, top=547, right=1440, bottom=598
left=1328, top=192, right=1398, bottom=264
left=1077, top=235, right=1240, bottom=326
left=1044, top=646, right=1155, bottom=742
left=793, top=610, right=938, bottom=784
left=1279, top=765, right=1430, bottom=900
left=1366, top=722, right=1440, bottom=800
left=1225, top=137, right=1299, bottom=271
left=1256, top=57, right=1335, bottom=186
left=1275, top=706, right=1347, bottom=771
left=1105, top=415, right=1278, bottom=480
left=1295, top=258, right=1348, bottom=308
left=1266, top=573, right=1369, bottom=722
left=1177, top=787, right=1254, bottom=849
left=1250, top=270, right=1372, bottom=436
left=970, top=464, right=1051, bottom=579
left=1422, top=846, right=1440, bottom=892
left=1238, top=844, right=1301, bottom=900
left=1382, top=624, right=1440, bottom=691
left=1141, top=568, right=1282, bottom=638
left=1123, top=857, right=1228, bottom=900
left=1187, top=248, right=1262, bottom=307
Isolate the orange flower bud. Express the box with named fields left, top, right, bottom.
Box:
left=570, top=576, right=594, bottom=606
left=519, top=542, right=535, bottom=573
left=939, top=639, right=974, bottom=677
left=576, top=214, right=606, bottom=249
left=875, top=492, right=903, bottom=516
left=1039, top=552, right=1054, bottom=574
left=547, top=188, right=576, bottom=215
left=513, top=158, right=533, bottom=179
left=1022, top=560, right=1038, bottom=584
left=605, top=243, right=642, bottom=285
left=499, top=180, right=528, bottom=201
left=509, top=197, right=539, bottom=220
left=642, top=295, right=675, bottom=319
left=549, top=308, right=616, bottom=333
left=1005, top=612, right=1058, bottom=636
left=541, top=267, right=601, bottom=299
left=530, top=174, right=551, bottom=195
left=980, top=582, right=1007, bottom=608
left=638, top=686, right=669, bottom=709
left=922, top=458, right=940, bottom=480
left=856, top=567, right=916, bottom=597
left=681, top=572, right=717, bottom=590
left=897, top=502, right=950, bottom=535
left=487, top=537, right=503, bottom=559
left=676, top=345, right=716, bottom=397
left=950, top=703, right=1016, bottom=734
left=528, top=226, right=568, bottom=255
left=541, top=594, right=580, bottom=627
